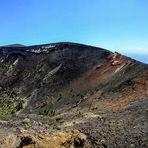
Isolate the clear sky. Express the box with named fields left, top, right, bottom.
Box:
left=0, top=0, right=148, bottom=63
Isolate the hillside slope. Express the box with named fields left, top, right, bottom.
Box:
left=0, top=42, right=147, bottom=147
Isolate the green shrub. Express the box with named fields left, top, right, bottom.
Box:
left=11, top=108, right=17, bottom=114
left=38, top=109, right=55, bottom=117
left=90, top=107, right=98, bottom=112
left=10, top=90, right=18, bottom=98
left=0, top=89, right=26, bottom=115
left=16, top=98, right=25, bottom=110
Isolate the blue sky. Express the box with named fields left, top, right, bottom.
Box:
left=0, top=0, right=148, bottom=63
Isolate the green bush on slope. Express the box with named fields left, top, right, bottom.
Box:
left=0, top=89, right=26, bottom=115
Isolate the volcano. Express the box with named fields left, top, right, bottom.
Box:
left=0, top=42, right=147, bottom=147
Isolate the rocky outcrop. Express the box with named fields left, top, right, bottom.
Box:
left=0, top=129, right=89, bottom=148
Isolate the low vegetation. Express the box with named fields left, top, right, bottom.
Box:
left=0, top=89, right=26, bottom=115
left=38, top=109, right=55, bottom=117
